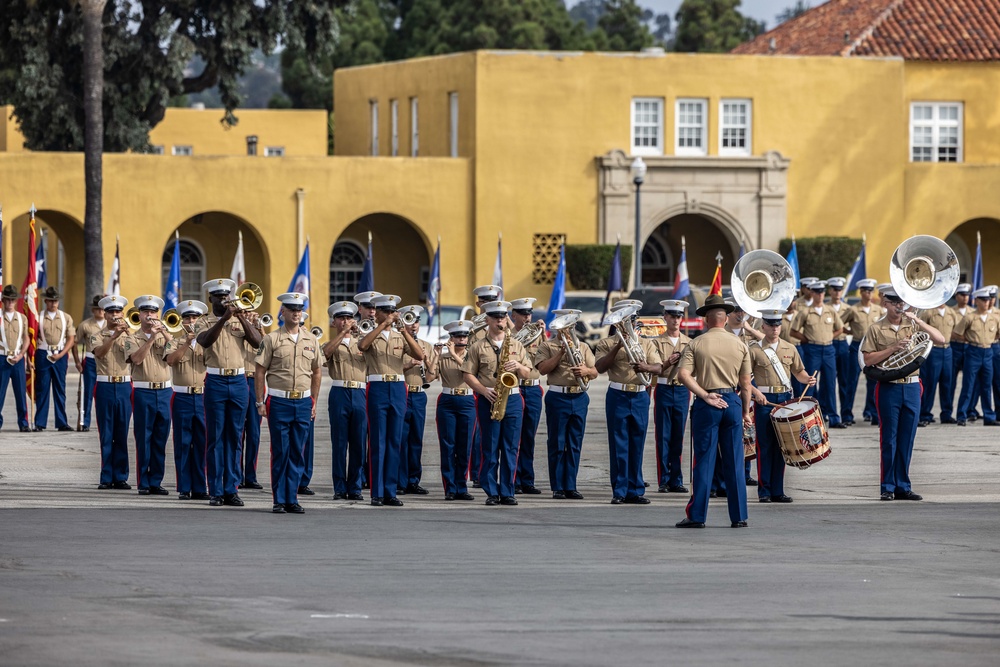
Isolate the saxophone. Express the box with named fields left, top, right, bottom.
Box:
left=490, top=333, right=519, bottom=421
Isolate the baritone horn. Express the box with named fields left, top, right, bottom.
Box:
left=226, top=282, right=263, bottom=311
left=889, top=235, right=960, bottom=310
left=731, top=249, right=796, bottom=318
left=162, top=309, right=184, bottom=334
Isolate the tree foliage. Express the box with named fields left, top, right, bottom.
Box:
left=776, top=1, right=811, bottom=25
left=777, top=237, right=862, bottom=282
left=673, top=0, right=765, bottom=53
left=0, top=1, right=343, bottom=152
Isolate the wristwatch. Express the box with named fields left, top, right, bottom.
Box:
left=255, top=401, right=264, bottom=407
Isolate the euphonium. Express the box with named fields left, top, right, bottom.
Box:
left=490, top=333, right=519, bottom=421
left=471, top=312, right=488, bottom=334
left=513, top=320, right=545, bottom=347
left=602, top=305, right=651, bottom=386
left=550, top=313, right=587, bottom=390
left=163, top=309, right=184, bottom=334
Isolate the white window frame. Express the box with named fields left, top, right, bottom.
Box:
left=910, top=101, right=963, bottom=163
left=370, top=100, right=379, bottom=156
left=719, top=98, right=752, bottom=157
left=171, top=145, right=193, bottom=156
left=151, top=145, right=165, bottom=155
left=449, top=92, right=459, bottom=158
left=630, top=97, right=664, bottom=156
left=410, top=97, right=419, bottom=157
left=264, top=146, right=285, bottom=157
left=675, top=98, right=708, bottom=157
left=390, top=99, right=399, bottom=157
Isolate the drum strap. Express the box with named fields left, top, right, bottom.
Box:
left=761, top=344, right=791, bottom=391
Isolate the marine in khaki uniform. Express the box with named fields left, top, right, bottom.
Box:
left=651, top=299, right=692, bottom=494
left=91, top=296, right=133, bottom=490
left=535, top=312, right=598, bottom=499
left=195, top=278, right=264, bottom=508
left=240, top=314, right=265, bottom=491
left=826, top=277, right=853, bottom=428
left=125, top=295, right=174, bottom=495
left=918, top=302, right=960, bottom=426
left=747, top=310, right=815, bottom=504
left=323, top=301, right=368, bottom=501
left=862, top=286, right=946, bottom=501
left=675, top=294, right=753, bottom=529
left=434, top=319, right=478, bottom=501
left=399, top=305, right=436, bottom=496
left=165, top=300, right=209, bottom=500
left=791, top=280, right=845, bottom=427
left=840, top=278, right=885, bottom=425
left=724, top=299, right=762, bottom=487
left=594, top=301, right=662, bottom=505
left=953, top=287, right=1000, bottom=426
left=34, top=286, right=76, bottom=431
left=462, top=300, right=532, bottom=506
left=510, top=297, right=544, bottom=495
left=71, top=294, right=107, bottom=432
left=0, top=284, right=31, bottom=432
left=468, top=284, right=504, bottom=348
left=254, top=293, right=323, bottom=514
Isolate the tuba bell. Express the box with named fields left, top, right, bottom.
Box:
left=888, top=235, right=960, bottom=310
left=731, top=249, right=796, bottom=318
left=162, top=309, right=184, bottom=334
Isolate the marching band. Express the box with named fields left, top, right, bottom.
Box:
left=0, top=235, right=989, bottom=524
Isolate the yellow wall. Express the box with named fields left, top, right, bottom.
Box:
left=148, top=108, right=328, bottom=156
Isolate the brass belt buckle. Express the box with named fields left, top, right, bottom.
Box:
left=625, top=384, right=638, bottom=392
left=289, top=390, right=302, bottom=399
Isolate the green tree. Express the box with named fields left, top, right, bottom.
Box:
left=568, top=0, right=604, bottom=30
left=596, top=0, right=655, bottom=51
left=776, top=1, right=811, bottom=25
left=673, top=0, right=765, bottom=53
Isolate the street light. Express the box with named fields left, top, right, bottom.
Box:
left=630, top=156, right=647, bottom=289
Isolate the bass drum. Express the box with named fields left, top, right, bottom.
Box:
left=770, top=397, right=831, bottom=469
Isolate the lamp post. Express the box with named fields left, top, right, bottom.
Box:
left=630, top=157, right=647, bottom=289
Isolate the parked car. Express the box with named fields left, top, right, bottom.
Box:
left=418, top=304, right=475, bottom=344
left=561, top=290, right=614, bottom=345
left=625, top=285, right=710, bottom=337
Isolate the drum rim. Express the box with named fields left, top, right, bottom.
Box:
left=771, top=397, right=820, bottom=422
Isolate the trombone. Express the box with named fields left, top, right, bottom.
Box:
left=224, top=282, right=263, bottom=311
left=124, top=307, right=142, bottom=331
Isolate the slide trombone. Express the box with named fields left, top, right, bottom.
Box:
left=224, top=282, right=263, bottom=311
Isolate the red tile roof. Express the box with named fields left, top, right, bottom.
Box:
left=733, top=0, right=1000, bottom=61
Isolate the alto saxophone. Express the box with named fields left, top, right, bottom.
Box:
left=490, top=333, right=519, bottom=421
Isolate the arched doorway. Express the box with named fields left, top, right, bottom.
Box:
left=332, top=213, right=430, bottom=306
left=9, top=209, right=85, bottom=318
left=947, top=217, right=1000, bottom=284
left=641, top=213, right=739, bottom=286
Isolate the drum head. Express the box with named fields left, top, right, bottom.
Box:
left=773, top=400, right=813, bottom=419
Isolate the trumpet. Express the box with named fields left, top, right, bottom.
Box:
left=124, top=307, right=142, bottom=331
left=260, top=313, right=273, bottom=327
left=224, top=282, right=263, bottom=311
left=163, top=309, right=184, bottom=334
left=358, top=318, right=376, bottom=335
left=310, top=326, right=324, bottom=338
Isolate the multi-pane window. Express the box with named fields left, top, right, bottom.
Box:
left=370, top=100, right=379, bottom=156
left=410, top=97, right=419, bottom=157
left=151, top=145, right=165, bottom=155
left=329, top=240, right=366, bottom=304
left=390, top=99, right=399, bottom=157
left=720, top=99, right=752, bottom=156
left=911, top=102, right=963, bottom=162
left=171, top=145, right=193, bottom=156
left=264, top=146, right=285, bottom=157
left=161, top=239, right=205, bottom=302
left=449, top=92, right=459, bottom=157
left=675, top=99, right=707, bottom=156
left=631, top=98, right=663, bottom=156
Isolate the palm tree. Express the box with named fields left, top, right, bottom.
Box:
left=81, top=0, right=106, bottom=301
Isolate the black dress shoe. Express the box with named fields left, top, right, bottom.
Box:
left=272, top=503, right=286, bottom=513
left=31, top=426, right=45, bottom=432
left=472, top=481, right=481, bottom=488
left=771, top=494, right=793, bottom=503
left=332, top=492, right=346, bottom=500
left=406, top=484, right=429, bottom=495
left=383, top=497, right=404, bottom=507
left=871, top=420, right=879, bottom=426
left=830, top=422, right=848, bottom=429
left=57, top=426, right=74, bottom=432
left=624, top=495, right=650, bottom=505
left=676, top=518, right=705, bottom=528
left=667, top=484, right=689, bottom=493
left=285, top=503, right=305, bottom=514
left=485, top=496, right=500, bottom=506
left=192, top=492, right=211, bottom=500
left=298, top=486, right=315, bottom=496
left=917, top=421, right=928, bottom=427
left=565, top=490, right=584, bottom=499
left=843, top=420, right=855, bottom=426
left=957, top=419, right=967, bottom=426
left=223, top=494, right=244, bottom=507
left=396, top=487, right=406, bottom=495
left=983, top=420, right=1000, bottom=426
left=709, top=491, right=718, bottom=498
left=178, top=492, right=192, bottom=500
left=97, top=482, right=113, bottom=490
left=941, top=417, right=957, bottom=424
left=499, top=496, right=518, bottom=506
left=149, top=486, right=169, bottom=496
left=894, top=490, right=923, bottom=501
left=514, top=486, right=522, bottom=495
left=444, top=493, right=456, bottom=501
left=610, top=496, right=625, bottom=505
left=370, top=498, right=383, bottom=506
left=552, top=491, right=567, bottom=499
left=745, top=477, right=758, bottom=486
left=520, top=485, right=542, bottom=495
left=209, top=496, right=225, bottom=506
left=81, top=427, right=90, bottom=432
left=346, top=492, right=364, bottom=501
left=19, top=426, right=31, bottom=432
left=362, top=481, right=370, bottom=489
left=240, top=481, right=264, bottom=490
left=969, top=413, right=980, bottom=421
left=657, top=485, right=668, bottom=493
left=643, top=481, right=650, bottom=487
left=137, top=488, right=150, bottom=496
left=880, top=492, right=894, bottom=501
left=454, top=492, right=475, bottom=501
left=758, top=496, right=771, bottom=503
left=731, top=520, right=748, bottom=528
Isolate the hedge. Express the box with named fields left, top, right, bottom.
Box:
left=777, top=237, right=862, bottom=281
left=566, top=244, right=633, bottom=290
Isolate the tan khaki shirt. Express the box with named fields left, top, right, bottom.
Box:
left=461, top=335, right=528, bottom=389
left=244, top=340, right=259, bottom=374
left=125, top=331, right=173, bottom=383
left=749, top=339, right=805, bottom=388
left=163, top=338, right=206, bottom=388
left=594, top=335, right=662, bottom=385
left=791, top=305, right=844, bottom=344
left=841, top=303, right=884, bottom=339
left=652, top=331, right=691, bottom=381
left=830, top=302, right=849, bottom=341
left=953, top=312, right=1000, bottom=348
left=534, top=338, right=596, bottom=387
left=254, top=328, right=322, bottom=392
left=436, top=350, right=472, bottom=390
left=724, top=323, right=757, bottom=347
left=92, top=330, right=131, bottom=377
left=39, top=310, right=74, bottom=349
left=861, top=317, right=920, bottom=378
left=920, top=308, right=960, bottom=347
left=363, top=330, right=408, bottom=376
left=404, top=340, right=436, bottom=386
left=1, top=311, right=26, bottom=355
left=779, top=311, right=799, bottom=346
left=325, top=337, right=368, bottom=383
left=679, top=327, right=752, bottom=390
left=194, top=314, right=246, bottom=370
left=76, top=317, right=107, bottom=354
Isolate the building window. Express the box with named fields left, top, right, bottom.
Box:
left=641, top=230, right=675, bottom=285
left=449, top=92, right=459, bottom=157
left=631, top=97, right=663, bottom=156
left=151, top=145, right=165, bottom=155
left=410, top=97, right=419, bottom=157
left=911, top=102, right=963, bottom=163
left=532, top=233, right=564, bottom=284
left=370, top=100, right=379, bottom=156
left=719, top=99, right=752, bottom=156
left=264, top=146, right=285, bottom=157
left=161, top=239, right=205, bottom=303
left=675, top=98, right=707, bottom=156
left=171, top=145, right=193, bottom=156
left=330, top=240, right=366, bottom=304
left=390, top=99, right=399, bottom=157
left=419, top=266, right=430, bottom=302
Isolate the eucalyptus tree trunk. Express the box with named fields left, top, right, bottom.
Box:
left=81, top=0, right=106, bottom=306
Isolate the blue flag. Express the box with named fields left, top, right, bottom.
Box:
left=427, top=240, right=441, bottom=324
left=359, top=234, right=374, bottom=293
left=287, top=243, right=311, bottom=302
left=845, top=238, right=867, bottom=293
left=739, top=239, right=746, bottom=259
left=545, top=243, right=566, bottom=329
left=973, top=234, right=984, bottom=290
left=35, top=234, right=46, bottom=289
left=600, top=240, right=623, bottom=323
left=786, top=239, right=800, bottom=289
left=164, top=237, right=181, bottom=312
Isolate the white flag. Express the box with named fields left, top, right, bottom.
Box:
left=230, top=231, right=245, bottom=285
left=492, top=233, right=503, bottom=289
left=105, top=236, right=120, bottom=296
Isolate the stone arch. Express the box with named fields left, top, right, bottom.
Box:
left=9, top=209, right=86, bottom=318
left=946, top=217, right=1000, bottom=285
left=640, top=207, right=744, bottom=286
left=332, top=213, right=431, bottom=306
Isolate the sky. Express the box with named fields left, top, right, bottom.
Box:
left=642, top=0, right=802, bottom=29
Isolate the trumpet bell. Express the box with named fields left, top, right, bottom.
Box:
left=125, top=307, right=142, bottom=331
left=259, top=313, right=273, bottom=327
left=310, top=326, right=324, bottom=338
left=358, top=318, right=376, bottom=335
left=731, top=249, right=796, bottom=318
left=163, top=309, right=184, bottom=334
left=400, top=311, right=419, bottom=326
left=889, top=236, right=960, bottom=309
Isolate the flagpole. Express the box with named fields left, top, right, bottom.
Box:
left=436, top=235, right=442, bottom=340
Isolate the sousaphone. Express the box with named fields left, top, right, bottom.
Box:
left=731, top=249, right=796, bottom=318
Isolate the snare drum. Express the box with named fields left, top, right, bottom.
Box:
left=770, top=397, right=831, bottom=469
left=743, top=410, right=757, bottom=461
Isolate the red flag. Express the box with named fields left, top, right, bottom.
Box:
left=17, top=209, right=39, bottom=389
left=709, top=264, right=723, bottom=296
